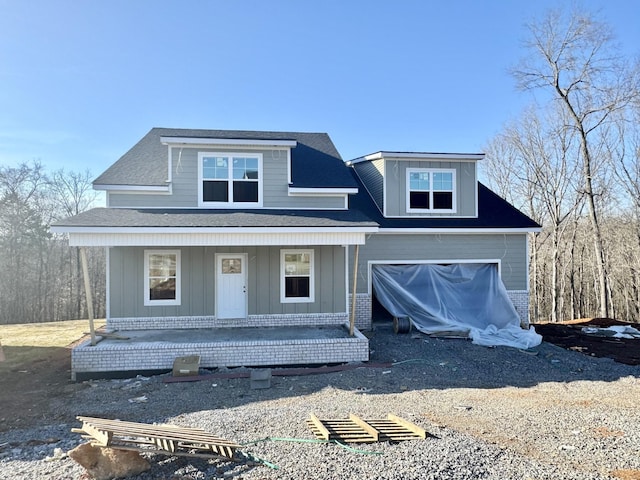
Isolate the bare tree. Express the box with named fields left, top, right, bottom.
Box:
left=512, top=7, right=640, bottom=318
left=485, top=106, right=583, bottom=321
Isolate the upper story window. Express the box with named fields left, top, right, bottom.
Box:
left=199, top=152, right=263, bottom=207
left=406, top=168, right=456, bottom=213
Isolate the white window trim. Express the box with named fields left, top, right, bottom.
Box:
left=197, top=152, right=264, bottom=208
left=280, top=249, right=315, bottom=303
left=406, top=168, right=457, bottom=214
left=144, top=249, right=181, bottom=306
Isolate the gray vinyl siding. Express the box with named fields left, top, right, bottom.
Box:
left=109, top=245, right=346, bottom=318
left=384, top=160, right=477, bottom=217
left=107, top=146, right=345, bottom=209
left=353, top=159, right=384, bottom=211
left=349, top=233, right=528, bottom=292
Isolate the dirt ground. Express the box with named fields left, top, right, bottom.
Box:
left=2, top=318, right=640, bottom=434
left=0, top=344, right=86, bottom=433
left=532, top=318, right=640, bottom=365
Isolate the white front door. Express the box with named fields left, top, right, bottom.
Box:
left=216, top=253, right=247, bottom=319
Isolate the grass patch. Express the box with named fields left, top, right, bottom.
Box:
left=0, top=319, right=105, bottom=371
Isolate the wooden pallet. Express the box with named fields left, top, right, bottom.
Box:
left=72, top=416, right=240, bottom=460
left=306, top=413, right=426, bottom=443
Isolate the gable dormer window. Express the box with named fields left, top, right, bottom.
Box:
left=406, top=168, right=456, bottom=213
left=198, top=152, right=263, bottom=207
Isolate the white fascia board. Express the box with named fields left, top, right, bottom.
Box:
left=348, top=151, right=485, bottom=164
left=288, top=187, right=359, bottom=195
left=94, top=184, right=171, bottom=193
left=51, top=225, right=379, bottom=235
left=160, top=136, right=297, bottom=148
left=377, top=227, right=542, bottom=234
left=62, top=230, right=375, bottom=247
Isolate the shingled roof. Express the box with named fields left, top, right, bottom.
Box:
left=94, top=127, right=358, bottom=190
left=52, top=207, right=377, bottom=229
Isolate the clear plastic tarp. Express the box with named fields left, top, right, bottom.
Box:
left=372, top=263, right=541, bottom=349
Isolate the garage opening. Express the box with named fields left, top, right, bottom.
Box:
left=371, top=263, right=541, bottom=348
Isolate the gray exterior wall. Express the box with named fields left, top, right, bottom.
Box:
left=349, top=233, right=528, bottom=292
left=108, top=245, right=346, bottom=319
left=107, top=146, right=345, bottom=209
left=353, top=159, right=384, bottom=211
left=384, top=160, right=477, bottom=217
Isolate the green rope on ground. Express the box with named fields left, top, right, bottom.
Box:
left=239, top=451, right=279, bottom=470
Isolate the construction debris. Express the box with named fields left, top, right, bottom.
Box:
left=306, top=413, right=426, bottom=443
left=172, top=355, right=200, bottom=377
left=72, top=416, right=240, bottom=460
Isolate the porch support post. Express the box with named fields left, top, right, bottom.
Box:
left=79, top=247, right=97, bottom=346
left=349, top=244, right=360, bottom=336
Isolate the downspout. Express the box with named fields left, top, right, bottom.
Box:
left=80, top=247, right=97, bottom=346
left=350, top=244, right=360, bottom=336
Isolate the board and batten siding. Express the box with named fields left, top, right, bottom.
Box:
left=353, top=159, right=384, bottom=211
left=108, top=245, right=346, bottom=319
left=383, top=160, right=477, bottom=217
left=349, top=233, right=528, bottom=292
left=107, top=146, right=345, bottom=209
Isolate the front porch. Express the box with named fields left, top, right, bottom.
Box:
left=71, top=323, right=369, bottom=381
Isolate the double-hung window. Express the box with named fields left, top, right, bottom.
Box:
left=407, top=168, right=456, bottom=213
left=199, top=153, right=262, bottom=206
left=281, top=249, right=314, bottom=303
left=144, top=250, right=181, bottom=306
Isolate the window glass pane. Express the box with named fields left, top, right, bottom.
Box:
left=149, top=277, right=176, bottom=300
left=245, top=157, right=259, bottom=179
left=409, top=191, right=430, bottom=209
left=148, top=254, right=176, bottom=277
left=433, top=172, right=452, bottom=190
left=232, top=157, right=260, bottom=180
left=222, top=258, right=242, bottom=274
left=203, top=180, right=228, bottom=202
left=409, top=172, right=430, bottom=190
left=433, top=191, right=453, bottom=209
left=284, top=253, right=310, bottom=276
left=285, top=277, right=310, bottom=298
left=232, top=181, right=258, bottom=202
left=233, top=158, right=246, bottom=179
left=203, top=157, right=228, bottom=179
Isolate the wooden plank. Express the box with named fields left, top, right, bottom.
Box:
left=349, top=414, right=379, bottom=441
left=76, top=417, right=239, bottom=447
left=306, top=414, right=427, bottom=444
left=387, top=414, right=426, bottom=439
left=307, top=414, right=331, bottom=441
left=75, top=416, right=239, bottom=459
left=80, top=422, right=113, bottom=446
left=96, top=444, right=234, bottom=460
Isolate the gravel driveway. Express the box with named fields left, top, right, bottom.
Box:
left=2, top=321, right=640, bottom=479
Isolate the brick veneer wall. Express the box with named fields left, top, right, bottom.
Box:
left=507, top=290, right=530, bottom=327
left=348, top=293, right=372, bottom=330
left=71, top=324, right=369, bottom=381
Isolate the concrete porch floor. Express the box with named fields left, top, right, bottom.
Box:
left=94, top=325, right=355, bottom=347
left=72, top=324, right=370, bottom=381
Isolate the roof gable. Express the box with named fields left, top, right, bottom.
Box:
left=94, top=128, right=358, bottom=189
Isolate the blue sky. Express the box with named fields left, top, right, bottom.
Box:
left=0, top=0, right=638, bottom=178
